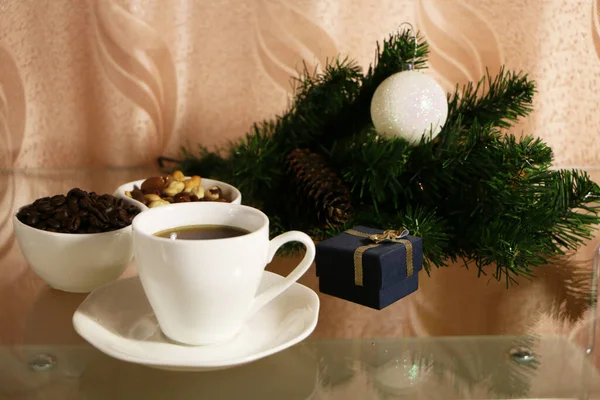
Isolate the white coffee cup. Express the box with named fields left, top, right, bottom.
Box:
left=132, top=202, right=315, bottom=346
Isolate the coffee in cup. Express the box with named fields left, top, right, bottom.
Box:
left=154, top=225, right=250, bottom=240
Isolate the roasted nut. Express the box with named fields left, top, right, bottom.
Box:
left=126, top=173, right=230, bottom=207
left=173, top=192, right=191, bottom=203
left=130, top=186, right=146, bottom=203
left=141, top=176, right=166, bottom=193
left=183, top=175, right=201, bottom=190
left=172, top=170, right=185, bottom=181
left=205, top=186, right=222, bottom=200
left=144, top=194, right=162, bottom=202
left=163, top=181, right=185, bottom=197
left=148, top=199, right=169, bottom=208
left=191, top=186, right=204, bottom=199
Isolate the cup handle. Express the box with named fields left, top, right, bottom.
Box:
left=247, top=231, right=315, bottom=318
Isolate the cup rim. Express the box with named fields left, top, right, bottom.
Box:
left=131, top=202, right=269, bottom=242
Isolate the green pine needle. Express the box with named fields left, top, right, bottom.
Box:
left=172, top=29, right=600, bottom=285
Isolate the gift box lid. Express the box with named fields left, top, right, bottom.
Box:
left=315, top=226, right=423, bottom=290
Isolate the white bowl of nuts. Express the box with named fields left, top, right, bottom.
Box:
left=113, top=170, right=242, bottom=211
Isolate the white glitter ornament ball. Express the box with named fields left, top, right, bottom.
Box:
left=370, top=70, right=448, bottom=143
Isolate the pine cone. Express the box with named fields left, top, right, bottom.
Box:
left=287, top=148, right=353, bottom=225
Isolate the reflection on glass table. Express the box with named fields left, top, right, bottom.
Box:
left=1, top=335, right=598, bottom=399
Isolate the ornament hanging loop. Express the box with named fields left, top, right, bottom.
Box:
left=399, top=22, right=418, bottom=70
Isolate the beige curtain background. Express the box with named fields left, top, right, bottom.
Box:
left=1, top=0, right=600, bottom=169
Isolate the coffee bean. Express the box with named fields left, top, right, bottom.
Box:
left=26, top=212, right=40, bottom=226
left=91, top=208, right=108, bottom=223
left=104, top=210, right=114, bottom=223
left=105, top=209, right=117, bottom=222
left=63, top=217, right=81, bottom=232
left=47, top=218, right=61, bottom=229
left=37, top=201, right=53, bottom=213
left=126, top=205, right=138, bottom=214
left=33, top=197, right=51, bottom=206
left=67, top=188, right=87, bottom=198
left=50, top=195, right=66, bottom=207
left=19, top=205, right=33, bottom=213
left=17, top=210, right=30, bottom=222
left=55, top=209, right=70, bottom=221
left=79, top=197, right=93, bottom=210
left=21, top=190, right=139, bottom=234
left=54, top=205, right=68, bottom=214
left=68, top=198, right=80, bottom=213
left=99, top=194, right=113, bottom=203
left=117, top=209, right=128, bottom=222
left=71, top=216, right=81, bottom=231
left=88, top=215, right=102, bottom=228
left=39, top=212, right=53, bottom=220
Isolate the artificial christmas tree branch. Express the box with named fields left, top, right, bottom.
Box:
left=446, top=67, right=535, bottom=130
left=167, top=29, right=600, bottom=285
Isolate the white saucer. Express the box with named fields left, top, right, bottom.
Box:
left=73, top=271, right=319, bottom=371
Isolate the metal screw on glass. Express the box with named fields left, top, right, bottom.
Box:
left=28, top=353, right=57, bottom=371
left=508, top=347, right=536, bottom=365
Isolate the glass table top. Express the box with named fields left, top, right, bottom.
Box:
left=1, top=336, right=599, bottom=399
left=1, top=169, right=599, bottom=399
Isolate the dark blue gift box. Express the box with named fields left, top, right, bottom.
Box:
left=315, top=226, right=423, bottom=310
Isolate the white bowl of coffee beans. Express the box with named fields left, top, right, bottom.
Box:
left=113, top=170, right=241, bottom=211
left=13, top=188, right=141, bottom=293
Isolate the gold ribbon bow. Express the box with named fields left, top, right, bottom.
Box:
left=344, top=228, right=414, bottom=287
